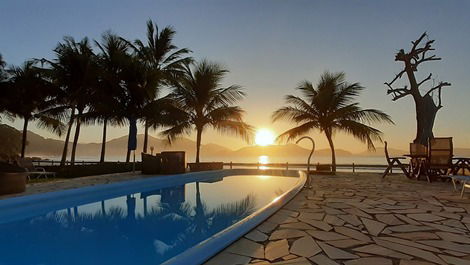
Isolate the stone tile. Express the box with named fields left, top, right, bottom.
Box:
left=337, top=214, right=362, bottom=226
left=324, top=215, right=345, bottom=226
left=436, top=232, right=470, bottom=244
left=395, top=214, right=422, bottom=225
left=290, top=236, right=321, bottom=257
left=298, top=212, right=325, bottom=221
left=268, top=214, right=298, bottom=224
left=279, top=222, right=315, bottom=230
left=374, top=238, right=446, bottom=265
left=379, top=237, right=441, bottom=253
left=353, top=244, right=413, bottom=259
left=265, top=239, right=290, bottom=261
left=407, top=213, right=446, bottom=222
left=344, top=257, right=393, bottom=265
left=441, top=219, right=468, bottom=230
left=282, top=254, right=299, bottom=260
left=444, top=250, right=469, bottom=257
left=300, top=219, right=332, bottom=231
left=272, top=257, right=311, bottom=265
left=343, top=208, right=373, bottom=219
left=438, top=254, right=470, bottom=265
left=361, top=217, right=386, bottom=236
left=205, top=252, right=251, bottom=265
left=257, top=221, right=278, bottom=234
left=326, top=239, right=367, bottom=248
left=308, top=254, right=340, bottom=265
left=317, top=241, right=359, bottom=259
left=245, top=230, right=269, bottom=242
left=269, top=229, right=307, bottom=240
left=388, top=225, right=434, bottom=233
left=333, top=226, right=371, bottom=242
left=418, top=240, right=470, bottom=254
left=227, top=238, right=265, bottom=259
left=391, top=232, right=440, bottom=240
left=376, top=214, right=405, bottom=225
left=322, top=206, right=345, bottom=215
left=423, top=222, right=466, bottom=234
left=398, top=260, right=435, bottom=265
left=307, top=230, right=349, bottom=241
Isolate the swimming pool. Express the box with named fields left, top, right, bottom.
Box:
left=0, top=169, right=305, bottom=265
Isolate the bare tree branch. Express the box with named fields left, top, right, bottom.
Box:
left=385, top=83, right=410, bottom=101
left=417, top=73, right=432, bottom=87
left=424, top=81, right=451, bottom=97
left=385, top=69, right=406, bottom=86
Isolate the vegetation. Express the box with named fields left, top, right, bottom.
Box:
left=273, top=71, right=393, bottom=172
left=385, top=32, right=451, bottom=145
left=0, top=20, right=250, bottom=164
left=162, top=60, right=254, bottom=163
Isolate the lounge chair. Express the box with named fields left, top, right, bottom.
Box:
left=18, top=158, right=56, bottom=180
left=450, top=175, right=470, bottom=197
left=382, top=141, right=408, bottom=178
left=425, top=137, right=453, bottom=181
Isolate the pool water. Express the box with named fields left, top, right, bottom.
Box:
left=0, top=175, right=299, bottom=265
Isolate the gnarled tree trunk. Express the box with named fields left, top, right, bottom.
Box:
left=60, top=109, right=75, bottom=166
left=20, top=117, right=29, bottom=158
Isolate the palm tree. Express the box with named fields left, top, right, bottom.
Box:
left=93, top=32, right=129, bottom=162
left=45, top=36, right=98, bottom=165
left=129, top=20, right=192, bottom=154
left=272, top=71, right=393, bottom=172
left=5, top=61, right=64, bottom=158
left=162, top=60, right=253, bottom=163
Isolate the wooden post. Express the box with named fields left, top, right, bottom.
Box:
left=352, top=163, right=355, bottom=173
left=286, top=162, right=289, bottom=170
left=230, top=161, right=233, bottom=169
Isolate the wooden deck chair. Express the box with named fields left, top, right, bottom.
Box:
left=426, top=137, right=453, bottom=180
left=18, top=158, right=56, bottom=180
left=382, top=141, right=408, bottom=178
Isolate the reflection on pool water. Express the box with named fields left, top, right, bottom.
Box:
left=0, top=175, right=299, bottom=265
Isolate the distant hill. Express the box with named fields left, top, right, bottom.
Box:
left=3, top=124, right=470, bottom=162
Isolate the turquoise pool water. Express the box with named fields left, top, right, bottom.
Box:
left=0, top=173, right=300, bottom=265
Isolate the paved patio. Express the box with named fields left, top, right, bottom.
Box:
left=206, top=173, right=470, bottom=265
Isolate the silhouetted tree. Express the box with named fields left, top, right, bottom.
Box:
left=5, top=61, right=64, bottom=157
left=162, top=60, right=253, bottom=163
left=129, top=20, right=192, bottom=154
left=45, top=37, right=98, bottom=165
left=273, top=71, right=393, bottom=172
left=385, top=32, right=451, bottom=145
left=93, top=32, right=129, bottom=162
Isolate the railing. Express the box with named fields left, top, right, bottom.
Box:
left=32, top=160, right=407, bottom=173
left=223, top=162, right=408, bottom=173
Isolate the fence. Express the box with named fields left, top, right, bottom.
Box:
left=33, top=160, right=406, bottom=173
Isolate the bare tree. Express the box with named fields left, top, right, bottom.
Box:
left=385, top=32, right=451, bottom=145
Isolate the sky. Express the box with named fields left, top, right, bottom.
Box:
left=1, top=0, right=470, bottom=152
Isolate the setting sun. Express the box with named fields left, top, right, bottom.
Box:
left=255, top=129, right=276, bottom=146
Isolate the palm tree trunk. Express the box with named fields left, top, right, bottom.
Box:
left=60, top=109, right=75, bottom=166
left=326, top=131, right=336, bottom=172
left=126, top=149, right=131, bottom=163
left=20, top=117, right=29, bottom=158
left=143, top=121, right=149, bottom=154
left=70, top=109, right=82, bottom=165
left=195, top=127, right=202, bottom=163
left=100, top=118, right=108, bottom=163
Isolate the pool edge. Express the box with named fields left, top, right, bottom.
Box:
left=163, top=170, right=307, bottom=265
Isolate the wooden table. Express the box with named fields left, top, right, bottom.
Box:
left=403, top=154, right=428, bottom=181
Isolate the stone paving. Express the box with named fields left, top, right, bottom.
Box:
left=206, top=173, right=470, bottom=265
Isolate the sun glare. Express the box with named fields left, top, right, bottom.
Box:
left=255, top=129, right=275, bottom=146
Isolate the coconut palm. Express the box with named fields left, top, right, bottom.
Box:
left=129, top=20, right=192, bottom=153
left=92, top=32, right=129, bottom=162
left=272, top=71, right=393, bottom=172
left=162, top=60, right=253, bottom=163
left=5, top=61, right=65, bottom=158
left=45, top=36, right=98, bottom=165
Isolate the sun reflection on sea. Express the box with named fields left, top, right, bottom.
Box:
left=258, top=155, right=269, bottom=170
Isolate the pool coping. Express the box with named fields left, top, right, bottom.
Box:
left=0, top=169, right=306, bottom=264
left=163, top=169, right=307, bottom=265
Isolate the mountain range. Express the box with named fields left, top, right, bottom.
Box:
left=3, top=124, right=470, bottom=161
